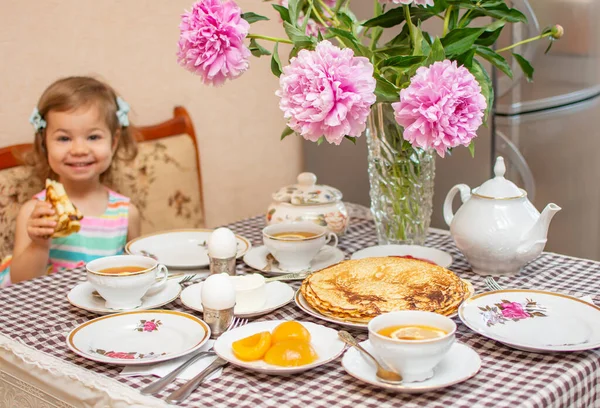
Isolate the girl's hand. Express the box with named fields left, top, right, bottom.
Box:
left=27, top=201, right=57, bottom=245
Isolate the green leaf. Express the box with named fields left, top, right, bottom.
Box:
left=281, top=126, right=294, bottom=140
left=272, top=4, right=291, bottom=24
left=468, top=140, right=475, bottom=157
left=283, top=22, right=313, bottom=46
left=425, top=37, right=445, bottom=66
left=455, top=48, right=476, bottom=69
left=378, top=55, right=425, bottom=69
left=241, top=12, right=269, bottom=24
left=317, top=136, right=325, bottom=145
left=373, top=73, right=400, bottom=103
left=328, top=27, right=371, bottom=57
left=287, top=0, right=300, bottom=27
left=475, top=46, right=512, bottom=79
left=447, top=6, right=459, bottom=31
left=412, top=25, right=424, bottom=56
left=362, top=6, right=438, bottom=28
left=271, top=43, right=282, bottom=78
left=249, top=39, right=272, bottom=57
left=448, top=2, right=527, bottom=23
left=441, top=27, right=485, bottom=56
left=512, top=52, right=534, bottom=82
left=475, top=26, right=503, bottom=47
left=469, top=59, right=494, bottom=121
left=344, top=136, right=357, bottom=144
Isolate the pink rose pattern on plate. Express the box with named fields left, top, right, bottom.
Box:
left=135, top=319, right=162, bottom=332
left=91, top=349, right=167, bottom=360
left=479, top=298, right=546, bottom=327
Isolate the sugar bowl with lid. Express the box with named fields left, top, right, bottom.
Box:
left=266, top=172, right=349, bottom=236
left=443, top=157, right=561, bottom=276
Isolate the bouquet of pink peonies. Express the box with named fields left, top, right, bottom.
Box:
left=177, top=0, right=562, bottom=244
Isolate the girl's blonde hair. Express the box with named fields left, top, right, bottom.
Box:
left=29, top=76, right=137, bottom=182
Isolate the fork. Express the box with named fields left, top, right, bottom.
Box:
left=165, top=317, right=249, bottom=403
left=141, top=316, right=248, bottom=396
left=484, top=276, right=503, bottom=291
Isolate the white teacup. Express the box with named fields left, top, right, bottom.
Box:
left=368, top=311, right=456, bottom=383
left=230, top=274, right=266, bottom=313
left=86, top=255, right=168, bottom=310
left=262, top=222, right=338, bottom=272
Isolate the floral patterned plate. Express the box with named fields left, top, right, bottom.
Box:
left=459, top=290, right=600, bottom=352
left=66, top=310, right=210, bottom=365
left=125, top=229, right=251, bottom=269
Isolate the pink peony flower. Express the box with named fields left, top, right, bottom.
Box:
left=177, top=0, right=251, bottom=86
left=380, top=0, right=435, bottom=6
left=499, top=302, right=530, bottom=320
left=392, top=60, right=486, bottom=157
left=276, top=41, right=376, bottom=145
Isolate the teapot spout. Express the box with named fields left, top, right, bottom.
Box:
left=518, top=203, right=561, bottom=261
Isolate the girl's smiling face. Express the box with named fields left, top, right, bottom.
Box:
left=45, top=104, right=118, bottom=184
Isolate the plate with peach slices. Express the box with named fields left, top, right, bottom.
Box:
left=213, top=320, right=345, bottom=375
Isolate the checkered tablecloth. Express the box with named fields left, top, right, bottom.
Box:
left=1, top=208, right=599, bottom=408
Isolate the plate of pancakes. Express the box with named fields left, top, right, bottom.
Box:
left=296, top=257, right=473, bottom=329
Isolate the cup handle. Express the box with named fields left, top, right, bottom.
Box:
left=149, top=264, right=169, bottom=292
left=325, top=232, right=339, bottom=248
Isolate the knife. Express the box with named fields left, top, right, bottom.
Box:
left=140, top=350, right=215, bottom=395
left=165, top=357, right=227, bottom=404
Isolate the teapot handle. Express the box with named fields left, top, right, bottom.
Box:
left=443, top=184, right=472, bottom=227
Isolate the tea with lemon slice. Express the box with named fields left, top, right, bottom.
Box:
left=378, top=325, right=447, bottom=340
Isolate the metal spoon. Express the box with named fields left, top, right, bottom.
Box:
left=338, top=330, right=403, bottom=384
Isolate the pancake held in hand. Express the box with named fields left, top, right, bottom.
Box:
left=45, top=179, right=84, bottom=238
left=300, top=257, right=470, bottom=323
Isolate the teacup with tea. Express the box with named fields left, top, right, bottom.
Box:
left=368, top=311, right=456, bottom=383
left=262, top=222, right=338, bottom=272
left=86, top=255, right=168, bottom=310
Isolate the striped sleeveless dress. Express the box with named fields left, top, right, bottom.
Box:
left=34, top=188, right=130, bottom=273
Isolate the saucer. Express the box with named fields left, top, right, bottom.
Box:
left=214, top=320, right=345, bottom=375
left=351, top=245, right=453, bottom=268
left=243, top=245, right=345, bottom=275
left=180, top=281, right=294, bottom=318
left=341, top=340, right=481, bottom=393
left=67, top=281, right=182, bottom=314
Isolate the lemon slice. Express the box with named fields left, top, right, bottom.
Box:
left=390, top=326, right=446, bottom=340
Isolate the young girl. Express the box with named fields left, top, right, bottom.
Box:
left=0, top=76, right=141, bottom=286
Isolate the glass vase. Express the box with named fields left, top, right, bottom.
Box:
left=365, top=102, right=435, bottom=245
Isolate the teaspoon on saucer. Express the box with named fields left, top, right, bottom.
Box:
left=338, top=330, right=403, bottom=384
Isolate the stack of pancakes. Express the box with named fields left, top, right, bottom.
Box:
left=300, top=257, right=471, bottom=323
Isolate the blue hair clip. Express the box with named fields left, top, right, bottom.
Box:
left=116, top=97, right=130, bottom=127
left=29, top=108, right=47, bottom=132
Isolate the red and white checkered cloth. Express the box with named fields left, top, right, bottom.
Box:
left=1, top=208, right=599, bottom=407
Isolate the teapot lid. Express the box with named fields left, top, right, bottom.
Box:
left=273, top=172, right=342, bottom=205
left=475, top=157, right=525, bottom=199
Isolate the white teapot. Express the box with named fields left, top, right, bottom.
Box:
left=443, top=157, right=561, bottom=276
left=266, top=172, right=349, bottom=235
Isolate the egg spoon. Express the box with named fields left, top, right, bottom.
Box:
left=338, top=330, right=403, bottom=384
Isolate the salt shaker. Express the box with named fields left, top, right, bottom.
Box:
left=207, top=227, right=237, bottom=276
left=201, top=273, right=236, bottom=338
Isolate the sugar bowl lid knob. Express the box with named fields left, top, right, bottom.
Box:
left=297, top=172, right=317, bottom=187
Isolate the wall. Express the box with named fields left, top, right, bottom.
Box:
left=0, top=0, right=302, bottom=227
